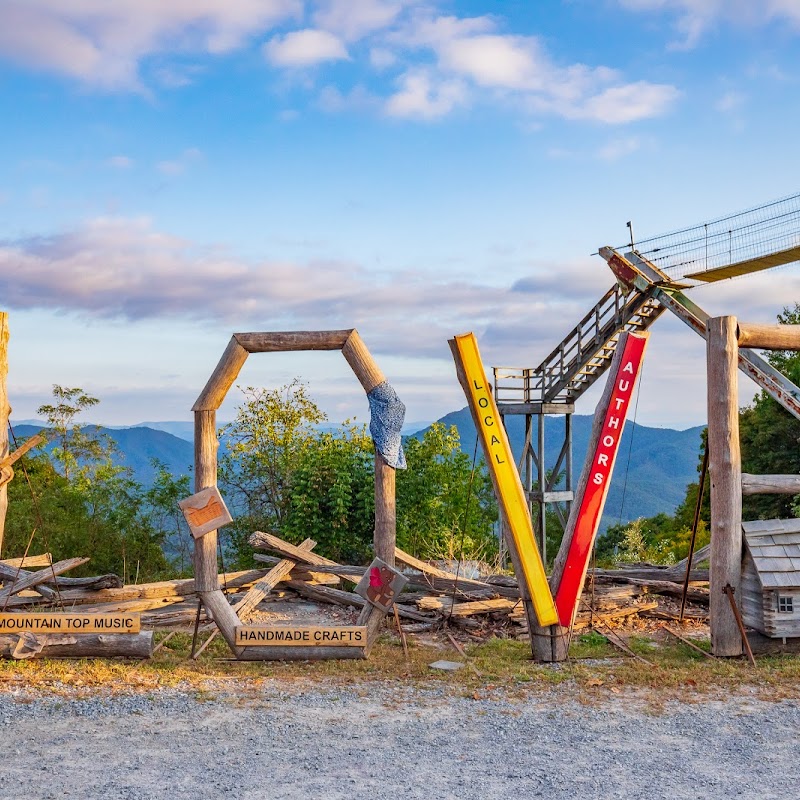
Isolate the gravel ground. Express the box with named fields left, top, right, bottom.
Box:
left=0, top=683, right=797, bottom=800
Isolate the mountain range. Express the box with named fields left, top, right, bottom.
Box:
left=12, top=410, right=704, bottom=529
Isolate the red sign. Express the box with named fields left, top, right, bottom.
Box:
left=554, top=333, right=648, bottom=627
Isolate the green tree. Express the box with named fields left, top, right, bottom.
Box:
left=397, top=423, right=498, bottom=562
left=3, top=387, right=170, bottom=582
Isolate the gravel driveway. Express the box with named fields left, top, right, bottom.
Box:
left=0, top=683, right=797, bottom=800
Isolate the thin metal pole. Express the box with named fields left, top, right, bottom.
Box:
left=680, top=443, right=709, bottom=621
left=723, top=584, right=756, bottom=666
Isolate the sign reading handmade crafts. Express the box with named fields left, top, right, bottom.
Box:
left=178, top=486, right=233, bottom=539
left=554, top=332, right=648, bottom=627
left=0, top=613, right=141, bottom=634
left=451, top=333, right=559, bottom=627
left=354, top=557, right=408, bottom=611
left=235, top=625, right=366, bottom=647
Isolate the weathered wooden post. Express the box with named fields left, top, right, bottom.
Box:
left=0, top=312, right=8, bottom=556
left=706, top=315, right=743, bottom=656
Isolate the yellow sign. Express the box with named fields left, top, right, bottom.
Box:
left=0, top=614, right=141, bottom=634
left=235, top=625, right=367, bottom=647
left=452, top=333, right=558, bottom=627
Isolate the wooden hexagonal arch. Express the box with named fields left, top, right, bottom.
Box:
left=191, top=329, right=398, bottom=660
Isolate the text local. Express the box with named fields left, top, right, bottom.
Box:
left=591, top=361, right=637, bottom=487
left=473, top=380, right=506, bottom=465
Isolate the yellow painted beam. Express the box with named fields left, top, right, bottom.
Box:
left=451, top=333, right=558, bottom=627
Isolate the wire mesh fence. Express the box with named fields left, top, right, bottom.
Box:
left=616, top=191, right=800, bottom=281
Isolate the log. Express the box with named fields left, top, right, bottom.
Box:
left=0, top=631, right=153, bottom=659
left=234, top=330, right=353, bottom=354
left=193, top=408, right=220, bottom=593
left=236, top=644, right=365, bottom=661
left=341, top=330, right=385, bottom=393
left=284, top=580, right=432, bottom=623
left=742, top=473, right=800, bottom=495
left=0, top=557, right=89, bottom=602
left=707, top=316, right=744, bottom=657
left=374, top=451, right=396, bottom=566
left=571, top=602, right=659, bottom=631
left=250, top=531, right=339, bottom=566
left=416, top=596, right=518, bottom=617
left=192, top=335, right=249, bottom=412
left=234, top=539, right=316, bottom=621
left=0, top=313, right=7, bottom=555
left=737, top=323, right=800, bottom=350
left=591, top=567, right=709, bottom=582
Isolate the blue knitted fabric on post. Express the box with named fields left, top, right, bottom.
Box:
left=367, top=380, right=407, bottom=470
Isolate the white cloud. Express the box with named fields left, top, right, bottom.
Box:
left=568, top=82, right=680, bottom=124
left=264, top=28, right=349, bottom=67
left=716, top=90, right=745, bottom=112
left=369, top=47, right=397, bottom=69
left=0, top=217, right=614, bottom=361
left=313, top=0, right=409, bottom=42
left=598, top=137, right=642, bottom=161
left=107, top=155, right=134, bottom=169
left=384, top=69, right=467, bottom=119
left=395, top=15, right=679, bottom=124
left=618, top=0, right=800, bottom=48
left=0, top=0, right=301, bottom=88
left=156, top=148, right=202, bottom=176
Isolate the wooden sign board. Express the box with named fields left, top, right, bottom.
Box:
left=354, top=557, right=408, bottom=611
left=235, top=625, right=366, bottom=647
left=0, top=614, right=141, bottom=634
left=178, top=486, right=233, bottom=539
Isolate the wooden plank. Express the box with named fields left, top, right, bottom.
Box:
left=449, top=333, right=557, bottom=627
left=374, top=452, right=396, bottom=566
left=0, top=557, right=88, bottom=602
left=416, top=596, right=518, bottom=617
left=707, top=316, right=743, bottom=657
left=744, top=518, right=800, bottom=534
left=0, top=613, right=140, bottom=634
left=0, top=554, right=52, bottom=568
left=235, top=625, right=366, bottom=647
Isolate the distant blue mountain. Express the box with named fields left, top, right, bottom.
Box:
left=419, top=408, right=704, bottom=528
left=13, top=424, right=193, bottom=487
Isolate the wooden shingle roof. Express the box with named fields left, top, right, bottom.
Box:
left=743, top=518, right=800, bottom=588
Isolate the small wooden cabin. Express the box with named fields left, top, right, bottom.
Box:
left=741, top=519, right=800, bottom=639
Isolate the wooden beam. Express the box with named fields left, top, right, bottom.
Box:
left=0, top=631, right=153, bottom=660
left=0, top=557, right=89, bottom=602
left=234, top=330, right=353, bottom=353
left=0, top=313, right=8, bottom=556
left=737, top=323, right=800, bottom=351
left=192, top=335, right=249, bottom=412
left=707, top=315, right=743, bottom=657
left=341, top=330, right=385, bottom=392
left=233, top=538, right=316, bottom=621
left=193, top=409, right=219, bottom=593
left=374, top=452, right=395, bottom=566
left=742, top=473, right=800, bottom=495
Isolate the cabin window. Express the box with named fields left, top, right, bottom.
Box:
left=778, top=595, right=794, bottom=613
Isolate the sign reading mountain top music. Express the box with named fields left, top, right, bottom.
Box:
left=554, top=332, right=649, bottom=627
left=235, top=625, right=366, bottom=647
left=0, top=613, right=141, bottom=634
left=451, top=333, right=558, bottom=628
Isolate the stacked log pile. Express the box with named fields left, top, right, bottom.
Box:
left=0, top=538, right=710, bottom=643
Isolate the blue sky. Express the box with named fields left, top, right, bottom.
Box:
left=2, top=0, right=800, bottom=430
